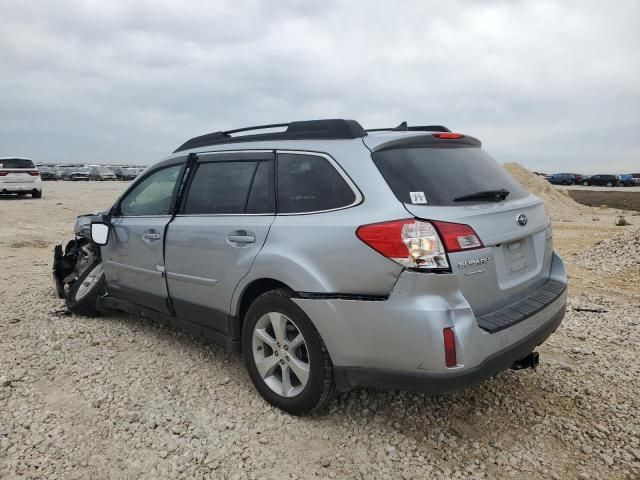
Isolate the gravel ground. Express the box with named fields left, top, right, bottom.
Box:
left=575, top=226, right=640, bottom=274
left=1, top=181, right=639, bottom=479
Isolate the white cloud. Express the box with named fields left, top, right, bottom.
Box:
left=0, top=0, right=638, bottom=173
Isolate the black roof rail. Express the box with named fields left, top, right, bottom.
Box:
left=366, top=121, right=451, bottom=133
left=174, top=119, right=367, bottom=153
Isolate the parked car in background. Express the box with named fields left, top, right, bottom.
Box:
left=37, top=165, right=58, bottom=181
left=62, top=167, right=90, bottom=181
left=114, top=167, right=140, bottom=181
left=581, top=174, right=620, bottom=187
left=547, top=173, right=581, bottom=185
left=0, top=157, right=42, bottom=197
left=55, top=165, right=70, bottom=179
left=89, top=166, right=117, bottom=181
left=618, top=174, right=634, bottom=187
left=631, top=173, right=640, bottom=186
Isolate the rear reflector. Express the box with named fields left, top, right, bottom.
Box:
left=432, top=221, right=483, bottom=253
left=433, top=133, right=464, bottom=139
left=443, top=327, right=457, bottom=367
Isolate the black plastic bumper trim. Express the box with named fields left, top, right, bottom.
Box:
left=476, top=279, right=566, bottom=333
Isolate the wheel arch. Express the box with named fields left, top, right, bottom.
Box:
left=231, top=278, right=293, bottom=342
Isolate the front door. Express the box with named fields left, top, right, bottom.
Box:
left=103, top=162, right=184, bottom=314
left=164, top=151, right=276, bottom=334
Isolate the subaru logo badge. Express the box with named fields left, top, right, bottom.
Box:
left=516, top=213, right=528, bottom=226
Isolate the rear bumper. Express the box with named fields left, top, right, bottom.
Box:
left=293, top=252, right=567, bottom=393
left=1, top=183, right=41, bottom=192
left=334, top=304, right=564, bottom=393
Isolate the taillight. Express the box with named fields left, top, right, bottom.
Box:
left=0, top=172, right=7, bottom=176
left=431, top=221, right=483, bottom=253
left=28, top=170, right=40, bottom=176
left=356, top=218, right=484, bottom=270
left=432, top=133, right=464, bottom=139
left=443, top=327, right=457, bottom=367
left=356, top=219, right=449, bottom=269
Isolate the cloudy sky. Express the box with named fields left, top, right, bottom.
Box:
left=1, top=0, right=638, bottom=173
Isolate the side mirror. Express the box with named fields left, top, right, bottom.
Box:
left=90, top=222, right=110, bottom=246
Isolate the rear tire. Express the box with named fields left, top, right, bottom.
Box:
left=242, top=289, right=335, bottom=415
left=65, top=261, right=105, bottom=317
left=32, top=190, right=42, bottom=198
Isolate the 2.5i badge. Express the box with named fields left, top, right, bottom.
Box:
left=409, top=191, right=427, bottom=204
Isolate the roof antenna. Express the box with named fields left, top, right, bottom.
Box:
left=392, top=121, right=408, bottom=131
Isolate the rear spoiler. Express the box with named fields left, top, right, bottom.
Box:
left=371, top=133, right=482, bottom=152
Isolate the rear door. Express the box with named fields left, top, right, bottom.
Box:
left=102, top=161, right=186, bottom=313
left=368, top=139, right=553, bottom=316
left=164, top=151, right=275, bottom=334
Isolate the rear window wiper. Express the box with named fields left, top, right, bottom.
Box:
left=453, top=189, right=510, bottom=202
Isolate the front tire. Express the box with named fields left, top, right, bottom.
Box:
left=242, top=290, right=335, bottom=415
left=65, top=261, right=105, bottom=317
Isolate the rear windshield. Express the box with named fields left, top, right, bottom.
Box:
left=372, top=146, right=527, bottom=206
left=0, top=158, right=35, bottom=169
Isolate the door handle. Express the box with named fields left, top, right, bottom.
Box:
left=142, top=232, right=161, bottom=242
left=227, top=231, right=255, bottom=244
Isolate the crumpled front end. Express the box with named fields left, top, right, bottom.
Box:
left=52, top=210, right=107, bottom=298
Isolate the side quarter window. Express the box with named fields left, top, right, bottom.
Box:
left=276, top=153, right=356, bottom=213
left=118, top=164, right=183, bottom=216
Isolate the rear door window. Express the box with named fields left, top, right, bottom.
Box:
left=246, top=161, right=275, bottom=214
left=183, top=161, right=258, bottom=214
left=276, top=153, right=356, bottom=213
left=0, top=158, right=35, bottom=169
left=372, top=146, right=527, bottom=206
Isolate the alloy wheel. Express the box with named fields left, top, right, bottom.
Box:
left=252, top=312, right=310, bottom=397
left=75, top=263, right=103, bottom=300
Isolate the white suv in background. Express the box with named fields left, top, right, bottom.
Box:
left=0, top=157, right=43, bottom=198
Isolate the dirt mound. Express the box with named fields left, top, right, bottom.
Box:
left=574, top=225, right=640, bottom=274
left=503, top=163, right=590, bottom=220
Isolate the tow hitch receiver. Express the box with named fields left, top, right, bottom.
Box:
left=511, top=351, right=540, bottom=371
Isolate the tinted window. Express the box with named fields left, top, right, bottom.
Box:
left=183, top=161, right=257, bottom=214
left=247, top=161, right=275, bottom=214
left=277, top=153, right=355, bottom=213
left=0, top=158, right=35, bottom=169
left=372, top=146, right=527, bottom=206
left=119, top=165, right=182, bottom=216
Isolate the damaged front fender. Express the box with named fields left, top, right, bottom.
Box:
left=52, top=239, right=82, bottom=298
left=53, top=209, right=109, bottom=299
left=52, top=237, right=101, bottom=299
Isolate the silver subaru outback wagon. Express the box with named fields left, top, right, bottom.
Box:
left=53, top=119, right=567, bottom=415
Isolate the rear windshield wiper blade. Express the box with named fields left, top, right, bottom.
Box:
left=453, top=189, right=510, bottom=202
